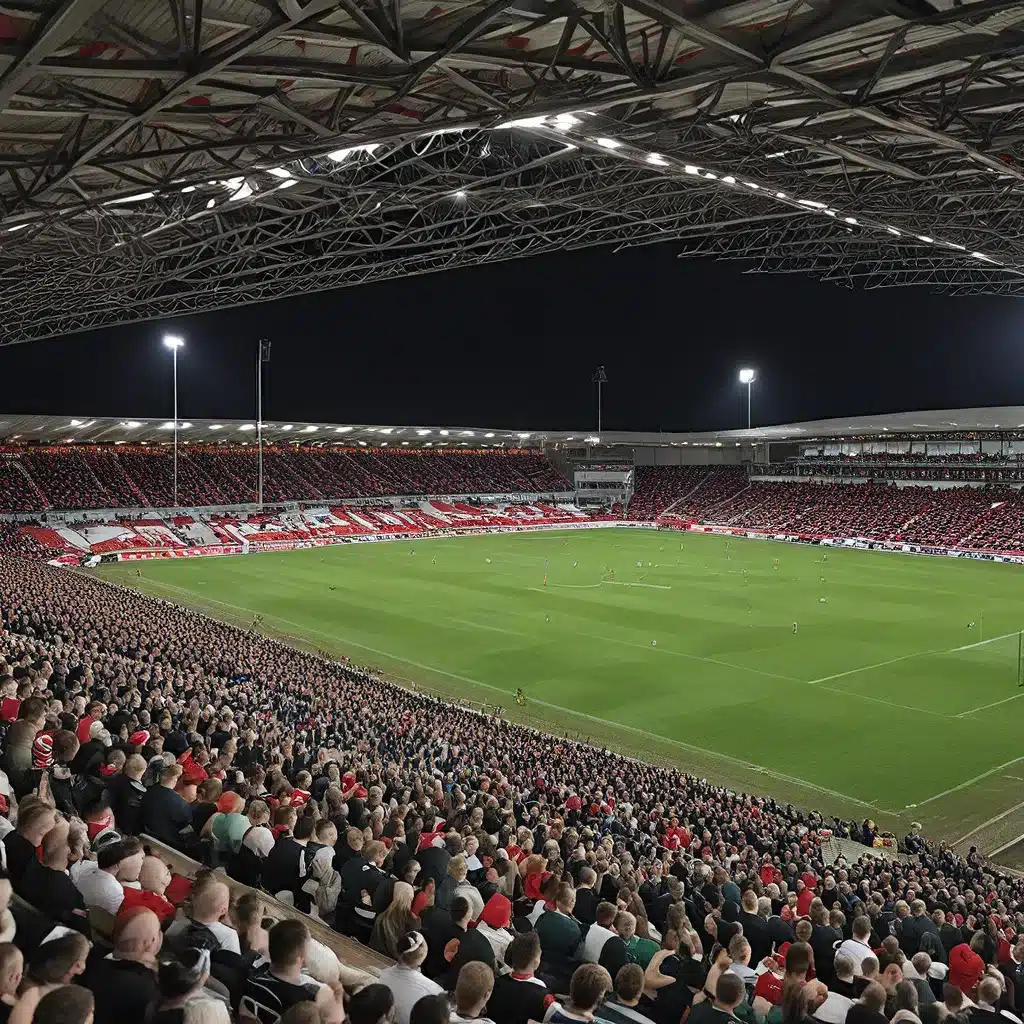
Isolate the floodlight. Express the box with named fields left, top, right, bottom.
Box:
left=739, top=368, right=756, bottom=384
left=163, top=334, right=185, bottom=349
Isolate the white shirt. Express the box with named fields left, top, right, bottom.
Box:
left=379, top=964, right=445, bottom=1024
left=73, top=862, right=124, bottom=915
left=814, top=992, right=853, bottom=1024
left=243, top=825, right=275, bottom=858
left=836, top=937, right=874, bottom=975
left=583, top=923, right=616, bottom=963
left=164, top=917, right=241, bottom=955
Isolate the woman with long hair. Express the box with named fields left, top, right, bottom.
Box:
left=371, top=881, right=420, bottom=958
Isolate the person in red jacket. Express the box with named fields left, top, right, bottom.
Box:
left=948, top=933, right=987, bottom=994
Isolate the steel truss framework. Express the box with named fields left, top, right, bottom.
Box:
left=1, top=0, right=1024, bottom=344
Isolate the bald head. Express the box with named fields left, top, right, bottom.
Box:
left=138, top=856, right=171, bottom=896
left=192, top=879, right=230, bottom=924
left=115, top=909, right=163, bottom=962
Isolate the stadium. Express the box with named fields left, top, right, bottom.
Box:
left=4, top=0, right=1024, bottom=1021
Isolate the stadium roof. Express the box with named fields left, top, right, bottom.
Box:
left=4, top=407, right=1024, bottom=447
left=0, top=1, right=1023, bottom=345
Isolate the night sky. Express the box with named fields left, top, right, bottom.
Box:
left=4, top=246, right=1023, bottom=433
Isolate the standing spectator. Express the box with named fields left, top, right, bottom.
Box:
left=584, top=904, right=619, bottom=964
left=536, top=882, right=583, bottom=990
left=949, top=934, right=986, bottom=995
left=140, top=764, right=195, bottom=851
left=488, top=932, right=558, bottom=1024
left=3, top=800, right=56, bottom=885
left=242, top=919, right=319, bottom=1024
left=17, top=822, right=88, bottom=935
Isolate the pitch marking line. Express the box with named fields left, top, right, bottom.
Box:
left=133, top=576, right=882, bottom=813
left=948, top=798, right=1024, bottom=849
left=602, top=580, right=672, bottom=590
left=956, top=692, right=1024, bottom=718
left=910, top=756, right=1024, bottom=809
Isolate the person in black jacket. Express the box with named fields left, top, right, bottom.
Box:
left=488, top=931, right=557, bottom=1024
left=738, top=891, right=773, bottom=965
left=105, top=753, right=147, bottom=836
left=17, top=821, right=89, bottom=937
left=139, top=763, right=195, bottom=850
left=80, top=907, right=162, bottom=1021
left=574, top=868, right=600, bottom=927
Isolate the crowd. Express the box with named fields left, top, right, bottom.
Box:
left=0, top=450, right=569, bottom=512
left=0, top=553, right=1021, bottom=1024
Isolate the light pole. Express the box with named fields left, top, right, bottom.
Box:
left=739, top=368, right=755, bottom=429
left=164, top=334, right=185, bottom=507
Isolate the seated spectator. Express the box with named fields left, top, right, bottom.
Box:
left=599, top=912, right=636, bottom=980
left=411, top=994, right=451, bottom=1024
left=23, top=931, right=90, bottom=997
left=205, top=791, right=250, bottom=856
left=192, top=779, right=223, bottom=836
left=970, top=976, right=1005, bottom=1022
left=242, top=919, right=320, bottom=1024
left=536, top=882, right=583, bottom=990
left=29, top=985, right=95, bottom=1024
left=0, top=942, right=21, bottom=1022
left=106, top=754, right=147, bottom=835
left=597, top=963, right=653, bottom=1024
left=949, top=934, right=987, bottom=996
left=227, top=800, right=274, bottom=888
left=166, top=878, right=240, bottom=955
left=371, top=882, right=420, bottom=959
left=686, top=969, right=746, bottom=1024
left=73, top=837, right=142, bottom=915
left=837, top=918, right=874, bottom=977
left=584, top=903, right=619, bottom=964
left=846, top=982, right=888, bottom=1024
left=488, top=931, right=558, bottom=1024
left=450, top=961, right=497, bottom=1024
left=349, top=984, right=396, bottom=1024
left=117, top=855, right=176, bottom=924
left=17, top=821, right=88, bottom=936
left=140, top=763, right=195, bottom=851
left=81, top=907, right=162, bottom=1019
left=815, top=954, right=855, bottom=1023
left=3, top=800, right=56, bottom=885
left=443, top=897, right=496, bottom=991
left=550, top=963, right=613, bottom=1024
left=4, top=698, right=45, bottom=800
left=476, top=894, right=513, bottom=967
left=152, top=948, right=226, bottom=1024
left=575, top=869, right=600, bottom=928
left=379, top=931, right=445, bottom=1024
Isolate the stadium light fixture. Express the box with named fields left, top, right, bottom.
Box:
left=739, top=368, right=756, bottom=429
left=647, top=154, right=668, bottom=166
left=439, top=430, right=450, bottom=436
left=122, top=421, right=142, bottom=429
left=335, top=426, right=352, bottom=433
left=596, top=138, right=621, bottom=149
left=239, top=424, right=255, bottom=431
left=302, top=425, right=318, bottom=432
left=163, top=334, right=185, bottom=507
left=453, top=191, right=467, bottom=200
left=484, top=433, right=494, bottom=438
left=416, top=429, right=431, bottom=436
left=70, top=419, right=84, bottom=426
left=518, top=433, right=532, bottom=439
left=281, top=425, right=293, bottom=431
left=209, top=425, right=223, bottom=430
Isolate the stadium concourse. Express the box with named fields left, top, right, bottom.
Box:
left=3, top=422, right=1024, bottom=1024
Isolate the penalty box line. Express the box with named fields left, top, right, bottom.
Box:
left=130, top=576, right=884, bottom=815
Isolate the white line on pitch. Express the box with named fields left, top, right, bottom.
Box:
left=949, top=799, right=1024, bottom=849
left=957, top=691, right=1024, bottom=718
left=911, top=756, right=1024, bottom=809
left=953, top=631, right=1022, bottom=651
left=602, top=580, right=672, bottom=590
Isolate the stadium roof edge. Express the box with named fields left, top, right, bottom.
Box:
left=1, top=408, right=1024, bottom=447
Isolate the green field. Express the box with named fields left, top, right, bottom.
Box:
left=98, top=529, right=1024, bottom=853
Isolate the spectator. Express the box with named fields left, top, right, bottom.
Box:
left=30, top=985, right=95, bottom=1024
left=117, top=855, right=176, bottom=924
left=106, top=753, right=147, bottom=836
left=82, top=907, right=162, bottom=1020
left=371, top=881, right=419, bottom=959
left=584, top=904, right=619, bottom=964
left=451, top=961, right=497, bottom=1024
left=243, top=919, right=319, bottom=1024
left=549, top=963, right=613, bottom=1024
left=140, top=763, right=195, bottom=851
left=949, top=934, right=986, bottom=995
left=969, top=976, right=1004, bottom=1022
left=597, top=963, right=654, bottom=1024
left=348, top=984, right=395, bottom=1024
left=838, top=918, right=875, bottom=977
left=73, top=837, right=142, bottom=915
left=17, top=822, right=88, bottom=935
left=3, top=800, right=55, bottom=885
left=488, top=932, right=558, bottom=1024
left=738, top=890, right=772, bottom=966
left=846, top=983, right=888, bottom=1024
left=379, top=931, right=445, bottom=1024
left=536, top=882, right=583, bottom=990
left=475, top=894, right=513, bottom=967
left=0, top=943, right=21, bottom=1023
left=599, top=912, right=636, bottom=980
left=165, top=877, right=240, bottom=955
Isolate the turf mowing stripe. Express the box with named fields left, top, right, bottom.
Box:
left=948, top=799, right=1024, bottom=850
left=133, top=576, right=883, bottom=813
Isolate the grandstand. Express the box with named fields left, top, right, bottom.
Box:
left=4, top=404, right=1024, bottom=1024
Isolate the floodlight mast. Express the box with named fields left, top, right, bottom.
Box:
left=739, top=368, right=756, bottom=429
left=592, top=365, right=608, bottom=436
left=163, top=335, right=185, bottom=507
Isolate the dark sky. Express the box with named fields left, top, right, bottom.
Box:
left=4, top=246, right=1024, bottom=433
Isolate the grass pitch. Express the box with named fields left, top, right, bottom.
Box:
left=98, top=529, right=1024, bottom=849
